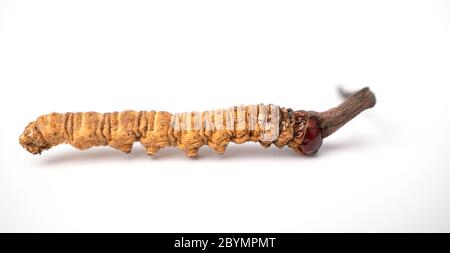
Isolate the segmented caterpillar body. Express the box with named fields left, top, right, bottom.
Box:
left=19, top=104, right=321, bottom=157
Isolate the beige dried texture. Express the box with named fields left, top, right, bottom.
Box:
left=19, top=87, right=377, bottom=158
left=19, top=105, right=308, bottom=157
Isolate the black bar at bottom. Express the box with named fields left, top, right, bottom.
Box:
left=0, top=233, right=448, bottom=251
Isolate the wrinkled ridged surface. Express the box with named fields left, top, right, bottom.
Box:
left=19, top=105, right=311, bottom=157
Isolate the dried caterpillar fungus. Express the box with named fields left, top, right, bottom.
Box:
left=20, top=105, right=305, bottom=157
left=20, top=87, right=376, bottom=157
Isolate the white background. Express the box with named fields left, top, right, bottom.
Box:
left=1, top=0, right=449, bottom=232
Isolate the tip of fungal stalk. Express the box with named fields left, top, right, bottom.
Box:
left=319, top=86, right=376, bottom=139
left=337, top=86, right=376, bottom=106
left=352, top=87, right=376, bottom=108
left=19, top=122, right=50, bottom=155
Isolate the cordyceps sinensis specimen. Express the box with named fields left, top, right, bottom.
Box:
left=20, top=87, right=376, bottom=157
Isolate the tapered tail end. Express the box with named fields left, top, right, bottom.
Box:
left=19, top=122, right=50, bottom=154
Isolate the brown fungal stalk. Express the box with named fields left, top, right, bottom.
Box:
left=19, top=87, right=376, bottom=157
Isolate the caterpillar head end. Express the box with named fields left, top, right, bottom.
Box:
left=299, top=116, right=323, bottom=155
left=19, top=122, right=50, bottom=155
left=291, top=111, right=323, bottom=155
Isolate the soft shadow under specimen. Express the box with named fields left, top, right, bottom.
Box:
left=39, top=136, right=372, bottom=166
